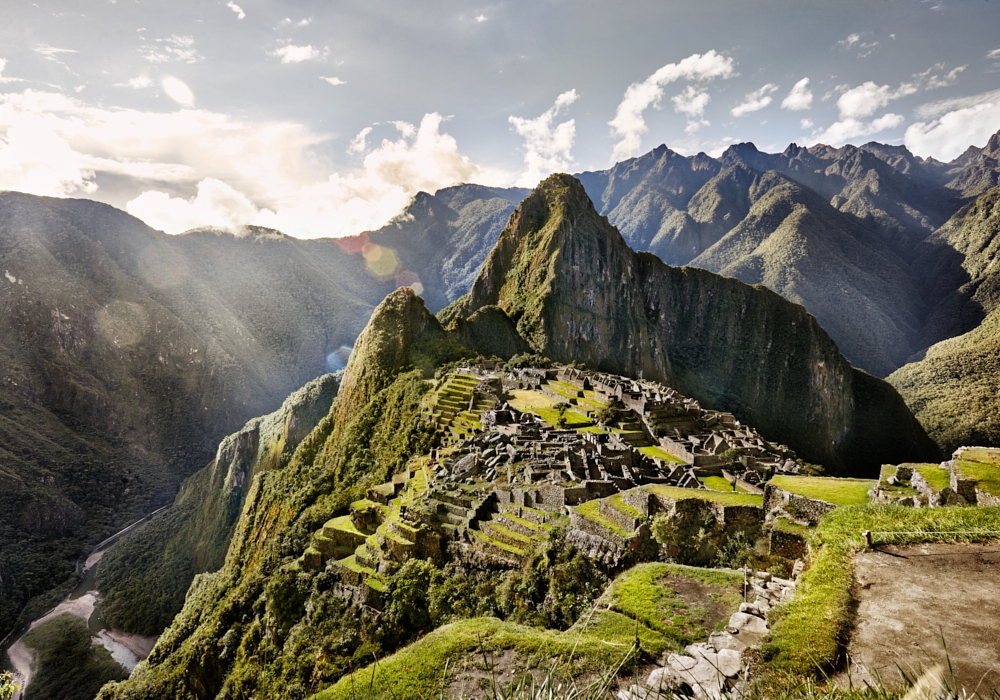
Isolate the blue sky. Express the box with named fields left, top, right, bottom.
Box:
left=0, top=0, right=998, bottom=237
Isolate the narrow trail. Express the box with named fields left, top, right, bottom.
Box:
left=4, top=506, right=169, bottom=700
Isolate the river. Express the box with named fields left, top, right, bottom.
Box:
left=4, top=507, right=168, bottom=699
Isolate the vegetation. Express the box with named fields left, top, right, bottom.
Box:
left=0, top=673, right=19, bottom=700
left=768, top=476, right=874, bottom=507
left=20, top=614, right=128, bottom=700
left=762, top=505, right=1000, bottom=676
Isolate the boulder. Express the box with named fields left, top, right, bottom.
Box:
left=738, top=602, right=763, bottom=617
left=728, top=612, right=768, bottom=636
left=709, top=631, right=746, bottom=653
left=717, top=648, right=742, bottom=678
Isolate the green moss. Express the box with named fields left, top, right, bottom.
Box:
left=643, top=483, right=763, bottom=508
left=768, top=475, right=874, bottom=506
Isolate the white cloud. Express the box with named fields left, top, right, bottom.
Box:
left=0, top=59, right=24, bottom=84
left=672, top=86, right=711, bottom=134
left=914, top=88, right=1000, bottom=120
left=731, top=83, right=778, bottom=117
left=475, top=14, right=487, bottom=22
left=271, top=45, right=321, bottom=64
left=800, top=118, right=814, bottom=129
left=161, top=77, right=194, bottom=106
left=905, top=100, right=1000, bottom=161
left=838, top=33, right=861, bottom=47
left=781, top=78, right=813, bottom=111
left=298, top=18, right=312, bottom=27
left=34, top=45, right=77, bottom=67
left=320, top=76, right=345, bottom=86
left=348, top=126, right=372, bottom=154
left=988, top=48, right=1000, bottom=60
left=836, top=32, right=879, bottom=57
left=808, top=113, right=905, bottom=146
left=226, top=1, right=245, bottom=19
left=608, top=50, right=735, bottom=160
left=123, top=113, right=484, bottom=237
left=116, top=76, right=152, bottom=89
left=837, top=82, right=900, bottom=119
left=508, top=89, right=579, bottom=187
left=143, top=35, right=202, bottom=64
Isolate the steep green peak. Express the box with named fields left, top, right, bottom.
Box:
left=464, top=173, right=634, bottom=345
left=336, top=287, right=442, bottom=412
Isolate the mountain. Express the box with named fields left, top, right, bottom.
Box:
left=96, top=288, right=461, bottom=700
left=889, top=185, right=1000, bottom=452
left=342, top=184, right=529, bottom=312
left=442, top=174, right=938, bottom=473
left=0, top=192, right=386, bottom=640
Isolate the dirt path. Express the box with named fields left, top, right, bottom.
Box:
left=837, top=541, right=1000, bottom=696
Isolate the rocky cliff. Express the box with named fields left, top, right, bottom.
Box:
left=447, top=174, right=938, bottom=473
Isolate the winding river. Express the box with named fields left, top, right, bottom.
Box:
left=4, top=507, right=168, bottom=699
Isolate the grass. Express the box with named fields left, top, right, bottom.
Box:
left=508, top=390, right=592, bottom=429
left=953, top=449, right=1000, bottom=497
left=763, top=505, right=1000, bottom=676
left=605, top=493, right=643, bottom=520
left=471, top=528, right=528, bottom=556
left=768, top=476, right=874, bottom=507
left=573, top=501, right=632, bottom=539
left=644, top=483, right=763, bottom=508
left=314, top=562, right=746, bottom=700
left=771, top=518, right=812, bottom=536
left=324, top=514, right=371, bottom=537
left=911, top=463, right=951, bottom=493
left=699, top=475, right=749, bottom=493
left=638, top=445, right=688, bottom=465
left=603, top=562, right=743, bottom=644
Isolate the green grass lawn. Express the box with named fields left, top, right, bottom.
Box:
left=638, top=445, right=688, bottom=465
left=954, top=449, right=1000, bottom=497
left=912, top=463, right=952, bottom=493
left=698, top=475, right=750, bottom=493
left=768, top=475, right=874, bottom=506
left=508, top=390, right=592, bottom=428
left=644, top=483, right=763, bottom=508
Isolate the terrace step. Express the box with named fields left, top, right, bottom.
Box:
left=481, top=520, right=534, bottom=548
left=494, top=512, right=541, bottom=536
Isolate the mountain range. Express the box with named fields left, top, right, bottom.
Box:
left=2, top=130, right=1000, bottom=661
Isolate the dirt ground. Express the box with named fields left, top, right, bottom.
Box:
left=836, top=541, right=1000, bottom=696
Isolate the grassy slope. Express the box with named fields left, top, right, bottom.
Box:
left=313, top=564, right=743, bottom=700
left=21, top=614, right=128, bottom=700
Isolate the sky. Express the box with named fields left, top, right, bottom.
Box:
left=0, top=0, right=999, bottom=238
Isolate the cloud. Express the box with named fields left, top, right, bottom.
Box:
left=475, top=14, right=487, bottom=22
left=906, top=98, right=1000, bottom=161
left=116, top=76, right=152, bottom=89
left=124, top=113, right=484, bottom=237
left=731, top=83, right=778, bottom=117
left=143, top=35, right=202, bottom=64
left=34, top=45, right=77, bottom=67
left=161, top=77, right=194, bottom=106
left=608, top=50, right=735, bottom=160
left=271, top=45, right=321, bottom=64
left=671, top=85, right=711, bottom=134
left=800, top=118, right=814, bottom=129
left=836, top=32, right=880, bottom=57
left=320, top=76, right=345, bottom=86
left=508, top=89, right=579, bottom=187
left=0, top=59, right=24, bottom=84
left=808, top=113, right=905, bottom=146
left=988, top=48, right=1000, bottom=60
left=836, top=81, right=913, bottom=119
left=226, top=1, right=245, bottom=19
left=348, top=126, right=372, bottom=154
left=781, top=78, right=813, bottom=111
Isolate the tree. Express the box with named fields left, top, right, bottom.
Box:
left=553, top=402, right=570, bottom=429
left=0, top=672, right=19, bottom=700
